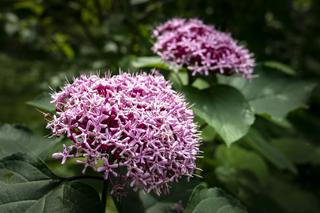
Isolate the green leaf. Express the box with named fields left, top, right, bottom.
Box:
left=263, top=61, right=296, bottom=76
left=0, top=124, right=61, bottom=160
left=288, top=109, right=320, bottom=143
left=115, top=178, right=199, bottom=213
left=264, top=177, right=320, bottom=213
left=183, top=85, right=255, bottom=145
left=219, top=67, right=316, bottom=121
left=201, top=125, right=216, bottom=142
left=139, top=192, right=172, bottom=213
left=114, top=190, right=145, bottom=213
left=270, top=137, right=320, bottom=165
left=185, top=184, right=247, bottom=213
left=215, top=145, right=269, bottom=184
left=244, top=129, right=297, bottom=173
left=27, top=93, right=55, bottom=112
left=0, top=153, right=102, bottom=213
left=131, top=56, right=169, bottom=70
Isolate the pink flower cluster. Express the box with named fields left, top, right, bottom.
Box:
left=152, top=18, right=255, bottom=78
left=47, top=72, right=200, bottom=195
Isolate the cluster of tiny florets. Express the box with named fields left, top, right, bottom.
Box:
left=47, top=72, right=200, bottom=195
left=152, top=18, right=255, bottom=78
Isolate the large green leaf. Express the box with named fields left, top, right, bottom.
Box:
left=218, top=67, right=316, bottom=121
left=243, top=129, right=297, bottom=173
left=183, top=85, right=255, bottom=145
left=270, top=137, right=320, bottom=165
left=185, top=183, right=247, bottom=213
left=0, top=153, right=102, bottom=213
left=0, top=124, right=61, bottom=160
left=215, top=145, right=269, bottom=184
left=27, top=93, right=55, bottom=112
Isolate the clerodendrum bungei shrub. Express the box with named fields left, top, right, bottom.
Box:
left=47, top=72, right=200, bottom=196
left=2, top=15, right=317, bottom=213
left=152, top=18, right=255, bottom=78
left=44, top=17, right=257, bottom=211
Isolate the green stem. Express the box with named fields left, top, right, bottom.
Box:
left=101, top=180, right=108, bottom=213
left=188, top=71, right=196, bottom=85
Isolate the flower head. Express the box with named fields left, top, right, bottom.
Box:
left=152, top=18, right=255, bottom=78
left=47, top=72, right=200, bottom=195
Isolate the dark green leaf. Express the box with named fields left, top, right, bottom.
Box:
left=0, top=124, right=61, bottom=160
left=183, top=85, right=255, bottom=145
left=114, top=190, right=145, bottom=213
left=0, top=153, right=102, bottom=213
left=270, top=138, right=320, bottom=165
left=264, top=177, right=320, bottom=213
left=244, top=129, right=297, bottom=173
left=219, top=68, right=316, bottom=121
left=27, top=93, right=55, bottom=112
left=215, top=145, right=269, bottom=184
left=185, top=184, right=247, bottom=213
left=115, top=178, right=199, bottom=213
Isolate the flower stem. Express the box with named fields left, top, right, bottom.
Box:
left=101, top=180, right=108, bottom=213
left=188, top=71, right=196, bottom=85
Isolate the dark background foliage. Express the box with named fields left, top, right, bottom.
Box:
left=0, top=0, right=319, bottom=212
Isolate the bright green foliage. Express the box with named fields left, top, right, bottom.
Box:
left=132, top=56, right=168, bottom=70
left=183, top=85, right=255, bottom=145
left=219, top=67, right=316, bottom=121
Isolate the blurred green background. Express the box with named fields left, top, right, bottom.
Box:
left=1, top=1, right=320, bottom=212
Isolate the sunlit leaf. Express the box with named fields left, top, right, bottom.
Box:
left=219, top=67, right=316, bottom=121
left=183, top=85, right=255, bottom=145
left=131, top=56, right=169, bottom=70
